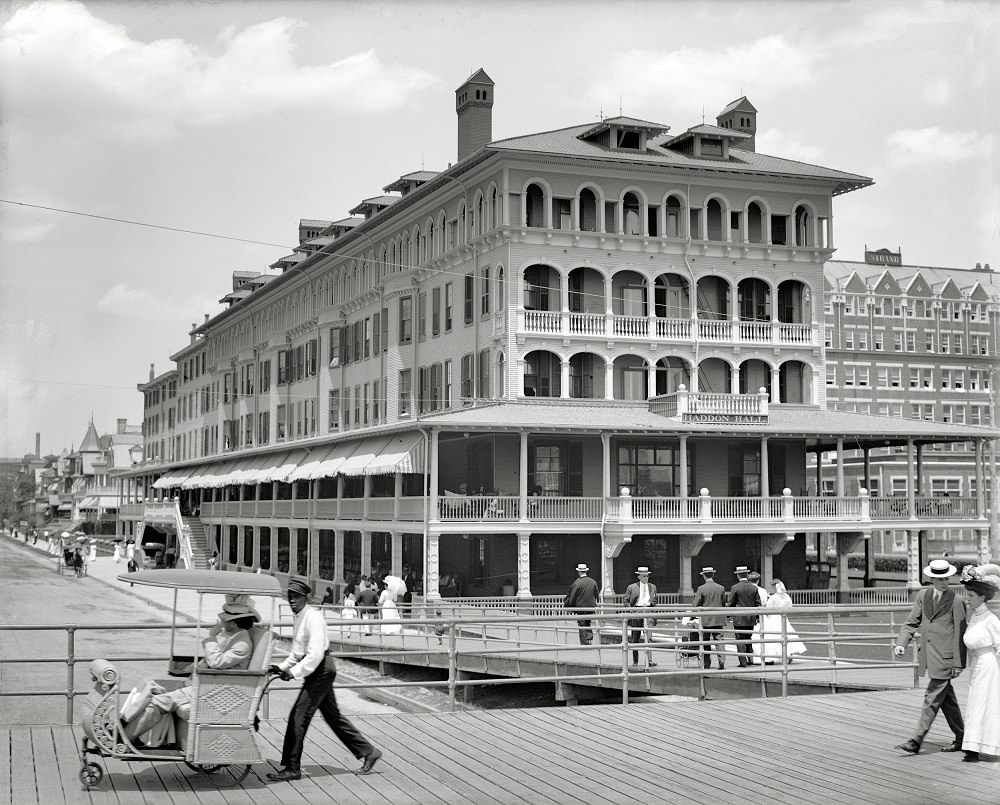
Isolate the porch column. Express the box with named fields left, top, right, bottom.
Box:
left=516, top=532, right=532, bottom=598
left=974, top=439, right=986, bottom=520
left=678, top=535, right=712, bottom=598
left=518, top=432, right=529, bottom=521
left=905, top=527, right=921, bottom=590
left=760, top=437, right=770, bottom=497
left=835, top=438, right=845, bottom=496
left=391, top=531, right=403, bottom=576
left=333, top=529, right=344, bottom=584
left=647, top=363, right=656, bottom=398
left=604, top=359, right=615, bottom=401
left=560, top=359, right=571, bottom=399
left=761, top=534, right=795, bottom=588
left=362, top=475, right=372, bottom=520
left=863, top=448, right=871, bottom=491
left=916, top=444, right=924, bottom=497
left=975, top=527, right=991, bottom=565
left=601, top=434, right=611, bottom=500
left=679, top=436, right=688, bottom=500
left=425, top=533, right=441, bottom=600
left=770, top=367, right=781, bottom=403
left=360, top=530, right=372, bottom=577
left=393, top=472, right=403, bottom=521
left=560, top=274, right=570, bottom=336
left=430, top=429, right=440, bottom=520
left=832, top=532, right=867, bottom=602
left=814, top=449, right=822, bottom=495
left=906, top=439, right=916, bottom=518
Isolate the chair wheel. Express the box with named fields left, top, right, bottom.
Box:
left=80, top=762, right=104, bottom=787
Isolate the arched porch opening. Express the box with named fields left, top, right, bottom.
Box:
left=523, top=350, right=562, bottom=398
left=613, top=355, right=649, bottom=400
left=569, top=352, right=606, bottom=399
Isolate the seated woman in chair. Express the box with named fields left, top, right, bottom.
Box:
left=122, top=602, right=258, bottom=747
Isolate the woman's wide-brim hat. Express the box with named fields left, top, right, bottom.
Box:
left=219, top=602, right=260, bottom=622
left=575, top=563, right=589, bottom=572
left=923, top=559, right=957, bottom=578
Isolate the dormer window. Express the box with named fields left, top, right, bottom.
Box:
left=617, top=129, right=641, bottom=150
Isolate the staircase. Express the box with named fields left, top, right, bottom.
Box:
left=181, top=516, right=212, bottom=569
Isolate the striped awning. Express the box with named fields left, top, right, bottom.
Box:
left=180, top=463, right=223, bottom=490
left=363, top=432, right=426, bottom=476
left=287, top=445, right=337, bottom=481
left=256, top=451, right=310, bottom=484
left=338, top=436, right=394, bottom=477
left=308, top=441, right=363, bottom=480
left=153, top=469, right=193, bottom=489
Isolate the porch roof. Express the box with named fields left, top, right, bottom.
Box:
left=417, top=402, right=996, bottom=450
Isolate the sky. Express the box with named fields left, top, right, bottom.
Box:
left=0, top=0, right=996, bottom=458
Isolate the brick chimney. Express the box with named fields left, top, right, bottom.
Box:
left=456, top=68, right=494, bottom=161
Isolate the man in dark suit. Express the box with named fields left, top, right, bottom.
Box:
left=728, top=565, right=760, bottom=667
left=564, top=563, right=601, bottom=645
left=893, top=559, right=967, bottom=755
left=623, top=566, right=658, bottom=667
left=692, top=566, right=726, bottom=670
left=355, top=582, right=380, bottom=635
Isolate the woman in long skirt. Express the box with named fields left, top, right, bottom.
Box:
left=958, top=564, right=1000, bottom=763
left=752, top=579, right=807, bottom=663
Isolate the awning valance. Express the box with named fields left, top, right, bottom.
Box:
left=256, top=451, right=310, bottom=484
left=78, top=495, right=118, bottom=510
left=78, top=496, right=97, bottom=509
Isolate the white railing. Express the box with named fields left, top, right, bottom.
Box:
left=366, top=498, right=395, bottom=520
left=793, top=497, right=862, bottom=520
left=612, top=314, right=648, bottom=338
left=687, top=391, right=764, bottom=415
left=523, top=309, right=561, bottom=333
left=738, top=320, right=772, bottom=342
left=568, top=312, right=606, bottom=336
left=654, top=317, right=693, bottom=340
left=776, top=322, right=814, bottom=344
left=698, top=319, right=732, bottom=340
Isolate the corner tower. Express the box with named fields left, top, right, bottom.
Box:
left=456, top=68, right=494, bottom=161
left=716, top=96, right=757, bottom=152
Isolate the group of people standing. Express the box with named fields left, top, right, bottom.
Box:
left=894, top=559, right=1000, bottom=763
left=693, top=565, right=807, bottom=668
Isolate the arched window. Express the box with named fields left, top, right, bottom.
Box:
left=623, top=193, right=641, bottom=235
left=579, top=188, right=598, bottom=232
left=525, top=184, right=544, bottom=227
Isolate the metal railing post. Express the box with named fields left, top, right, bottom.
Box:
left=66, top=625, right=76, bottom=724
left=447, top=622, right=457, bottom=712
left=621, top=617, right=629, bottom=704
left=827, top=611, right=838, bottom=693
left=780, top=615, right=789, bottom=698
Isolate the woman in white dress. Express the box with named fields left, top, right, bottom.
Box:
left=752, top=579, right=807, bottom=663
left=378, top=583, right=402, bottom=635
left=958, top=563, right=1000, bottom=763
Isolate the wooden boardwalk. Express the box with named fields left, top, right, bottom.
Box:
left=4, top=688, right=997, bottom=805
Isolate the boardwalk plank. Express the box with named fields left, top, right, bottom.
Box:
left=5, top=691, right=999, bottom=805
left=10, top=726, right=39, bottom=805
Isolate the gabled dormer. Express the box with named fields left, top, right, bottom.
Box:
left=298, top=219, right=332, bottom=245
left=383, top=170, right=439, bottom=197
left=661, top=123, right=751, bottom=160
left=323, top=216, right=365, bottom=239
left=349, top=195, right=399, bottom=220
left=577, top=116, right=669, bottom=152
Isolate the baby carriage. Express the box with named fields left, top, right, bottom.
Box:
left=675, top=616, right=701, bottom=667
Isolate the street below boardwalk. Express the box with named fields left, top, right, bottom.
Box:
left=0, top=537, right=404, bottom=725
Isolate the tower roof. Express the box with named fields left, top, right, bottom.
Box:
left=79, top=421, right=101, bottom=453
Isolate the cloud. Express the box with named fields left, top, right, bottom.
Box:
left=755, top=128, right=825, bottom=164
left=0, top=1, right=440, bottom=143
left=98, top=283, right=216, bottom=323
left=586, top=35, right=821, bottom=115
left=884, top=127, right=989, bottom=168
left=923, top=76, right=951, bottom=106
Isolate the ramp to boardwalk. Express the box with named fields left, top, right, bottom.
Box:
left=6, top=689, right=995, bottom=805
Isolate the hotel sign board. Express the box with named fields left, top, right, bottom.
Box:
left=683, top=413, right=767, bottom=425
left=865, top=248, right=902, bottom=266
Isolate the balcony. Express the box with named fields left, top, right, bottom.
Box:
left=522, top=311, right=818, bottom=347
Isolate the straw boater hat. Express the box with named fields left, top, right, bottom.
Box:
left=218, top=602, right=259, bottom=622
left=635, top=566, right=651, bottom=575
left=700, top=567, right=716, bottom=576
left=922, top=559, right=957, bottom=579
left=735, top=566, right=750, bottom=576
left=575, top=563, right=589, bottom=573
